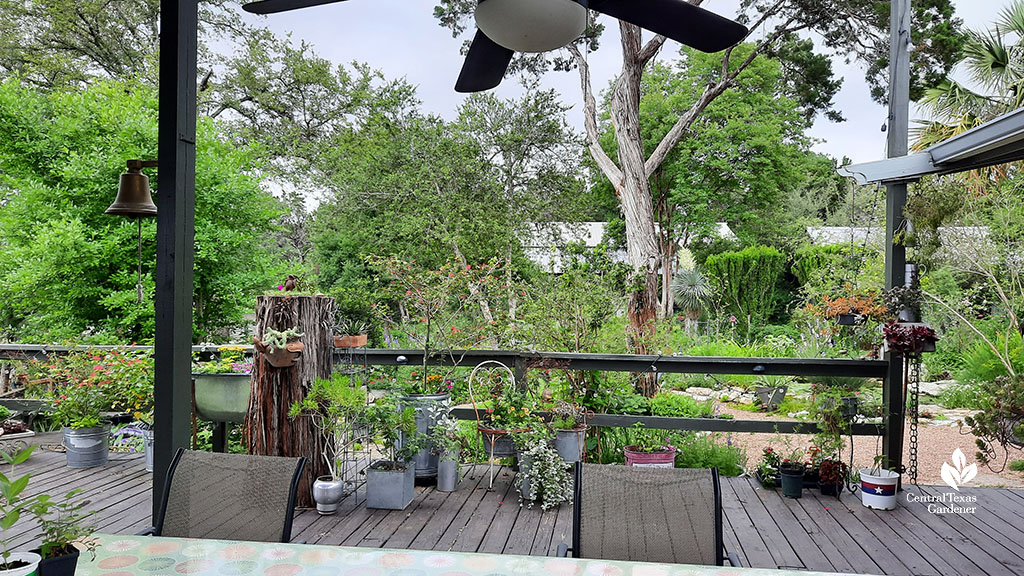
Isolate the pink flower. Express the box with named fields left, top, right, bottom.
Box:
left=729, top=315, right=737, bottom=324
left=277, top=285, right=283, bottom=290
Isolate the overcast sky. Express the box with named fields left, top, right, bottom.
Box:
left=239, top=0, right=1008, bottom=165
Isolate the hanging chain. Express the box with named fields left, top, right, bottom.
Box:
left=908, top=357, right=921, bottom=485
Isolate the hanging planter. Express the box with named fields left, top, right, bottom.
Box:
left=253, top=326, right=305, bottom=368
left=882, top=321, right=938, bottom=357
left=836, top=312, right=865, bottom=326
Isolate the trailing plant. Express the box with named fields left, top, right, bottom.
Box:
left=515, top=437, right=572, bottom=510
left=883, top=321, right=938, bottom=356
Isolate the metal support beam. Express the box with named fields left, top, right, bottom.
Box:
left=153, top=0, right=198, bottom=518
left=883, top=0, right=912, bottom=479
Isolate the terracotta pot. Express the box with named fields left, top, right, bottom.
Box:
left=334, top=334, right=368, bottom=348
left=253, top=337, right=304, bottom=368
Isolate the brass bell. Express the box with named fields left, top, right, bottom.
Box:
left=106, top=159, right=158, bottom=217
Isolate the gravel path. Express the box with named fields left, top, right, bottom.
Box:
left=718, top=404, right=1024, bottom=487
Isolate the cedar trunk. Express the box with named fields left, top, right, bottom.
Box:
left=613, top=23, right=660, bottom=397
left=247, top=294, right=335, bottom=507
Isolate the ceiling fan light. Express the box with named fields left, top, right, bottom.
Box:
left=475, top=0, right=587, bottom=53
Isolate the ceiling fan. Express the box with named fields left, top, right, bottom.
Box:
left=242, top=0, right=749, bottom=93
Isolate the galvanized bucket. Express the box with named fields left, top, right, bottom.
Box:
left=63, top=424, right=111, bottom=468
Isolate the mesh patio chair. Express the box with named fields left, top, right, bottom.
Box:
left=143, top=448, right=306, bottom=543
left=557, top=463, right=740, bottom=566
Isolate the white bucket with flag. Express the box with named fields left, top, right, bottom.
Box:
left=860, top=468, right=900, bottom=510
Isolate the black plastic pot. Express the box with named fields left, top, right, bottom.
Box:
left=32, top=547, right=80, bottom=576
left=779, top=464, right=805, bottom=499
left=819, top=481, right=842, bottom=497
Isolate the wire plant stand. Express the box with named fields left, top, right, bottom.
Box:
left=468, top=360, right=535, bottom=489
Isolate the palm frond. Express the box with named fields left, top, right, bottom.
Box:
left=670, top=268, right=712, bottom=312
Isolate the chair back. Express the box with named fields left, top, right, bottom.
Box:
left=574, top=463, right=722, bottom=565
left=155, top=449, right=306, bottom=543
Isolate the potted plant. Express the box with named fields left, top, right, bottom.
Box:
left=860, top=455, right=900, bottom=510
left=818, top=458, right=848, bottom=497
left=623, top=423, right=676, bottom=467
left=334, top=319, right=369, bottom=348
left=753, top=375, right=792, bottom=411
left=192, top=346, right=253, bottom=423
left=548, top=401, right=589, bottom=463
left=397, top=373, right=456, bottom=479
left=48, top=380, right=110, bottom=469
left=289, top=373, right=367, bottom=514
left=29, top=485, right=97, bottom=576
left=473, top=369, right=537, bottom=459
left=253, top=326, right=304, bottom=368
left=882, top=320, right=938, bottom=356
left=0, top=447, right=41, bottom=576
left=754, top=446, right=781, bottom=487
left=364, top=397, right=421, bottom=510
left=511, top=429, right=572, bottom=510
left=425, top=403, right=462, bottom=492
left=779, top=448, right=806, bottom=499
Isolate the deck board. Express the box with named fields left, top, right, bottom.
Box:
left=19, top=448, right=1024, bottom=575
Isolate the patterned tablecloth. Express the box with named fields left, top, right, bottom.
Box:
left=76, top=533, right=849, bottom=576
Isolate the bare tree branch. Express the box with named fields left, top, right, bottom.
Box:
left=567, top=43, right=623, bottom=186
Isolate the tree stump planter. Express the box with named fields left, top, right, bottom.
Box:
left=246, top=295, right=335, bottom=507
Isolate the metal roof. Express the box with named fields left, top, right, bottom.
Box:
left=837, top=107, right=1024, bottom=184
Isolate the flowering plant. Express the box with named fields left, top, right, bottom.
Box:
left=192, top=346, right=252, bottom=374
left=756, top=446, right=782, bottom=486
left=480, top=385, right=538, bottom=431
left=818, top=458, right=849, bottom=486
left=403, top=373, right=456, bottom=396
left=36, top=349, right=153, bottom=429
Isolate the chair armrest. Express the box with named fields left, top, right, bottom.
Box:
left=135, top=527, right=156, bottom=536
left=724, top=550, right=742, bottom=567
left=556, top=543, right=571, bottom=557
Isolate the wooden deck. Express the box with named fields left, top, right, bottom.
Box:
left=15, top=448, right=1024, bottom=575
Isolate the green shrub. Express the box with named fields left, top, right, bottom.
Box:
left=704, top=245, right=786, bottom=336
left=1009, top=459, right=1024, bottom=472
left=650, top=392, right=714, bottom=418
left=791, top=245, right=856, bottom=286
left=674, top=433, right=746, bottom=476
left=938, top=382, right=983, bottom=410
left=959, top=332, right=1024, bottom=383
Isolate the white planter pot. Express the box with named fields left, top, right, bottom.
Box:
left=0, top=551, right=41, bottom=576
left=860, top=468, right=900, bottom=510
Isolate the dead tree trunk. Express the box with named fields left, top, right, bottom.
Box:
left=247, top=294, right=335, bottom=507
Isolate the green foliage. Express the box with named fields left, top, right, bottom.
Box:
left=959, top=332, right=1024, bottom=383
left=1010, top=459, right=1024, bottom=472
left=792, top=245, right=857, bottom=286
left=261, top=327, right=304, bottom=352
left=34, top=349, right=152, bottom=428
left=964, top=376, right=1024, bottom=464
left=289, top=373, right=367, bottom=480
left=674, top=433, right=746, bottom=476
left=0, top=79, right=286, bottom=342
left=365, top=396, right=421, bottom=466
left=192, top=346, right=252, bottom=375
left=0, top=447, right=36, bottom=563
left=30, top=487, right=97, bottom=559
left=938, top=382, right=983, bottom=410
left=649, top=392, right=714, bottom=418
left=705, top=245, right=786, bottom=336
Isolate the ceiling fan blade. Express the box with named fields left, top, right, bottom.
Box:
left=242, top=0, right=348, bottom=15
left=455, top=29, right=515, bottom=93
left=590, top=0, right=747, bottom=53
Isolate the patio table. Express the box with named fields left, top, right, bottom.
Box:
left=76, top=533, right=853, bottom=576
